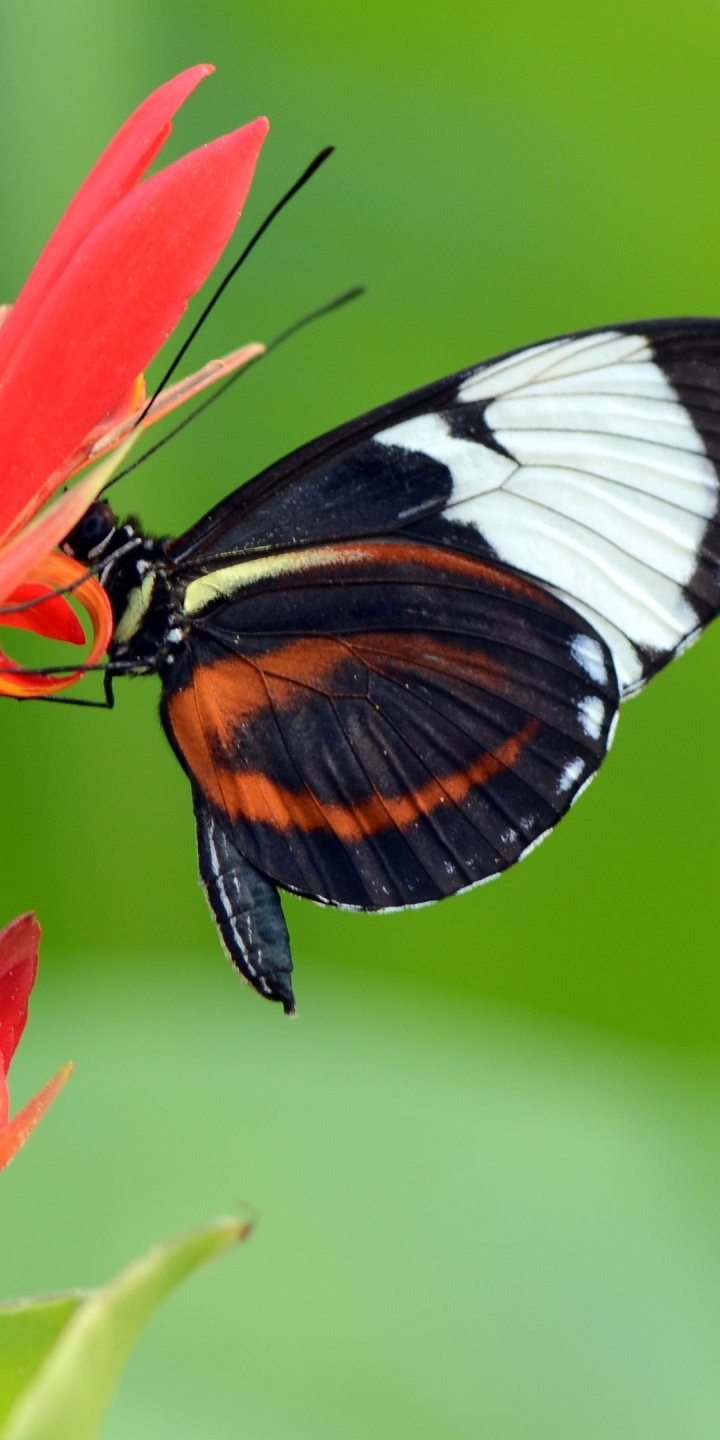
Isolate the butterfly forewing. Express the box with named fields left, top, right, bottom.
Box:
left=168, top=319, right=720, bottom=699
left=162, top=541, right=619, bottom=911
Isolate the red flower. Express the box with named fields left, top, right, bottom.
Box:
left=0, top=65, right=268, bottom=697
left=0, top=914, right=71, bottom=1172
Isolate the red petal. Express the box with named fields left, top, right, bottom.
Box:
left=0, top=913, right=40, bottom=1077
left=0, top=434, right=139, bottom=607
left=0, top=118, right=268, bottom=544
left=0, top=581, right=85, bottom=643
left=0, top=1062, right=72, bottom=1173
left=0, top=66, right=212, bottom=385
left=100, top=374, right=146, bottom=430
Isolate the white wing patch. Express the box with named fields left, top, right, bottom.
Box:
left=376, top=413, right=517, bottom=501
left=557, top=757, right=586, bottom=794
left=378, top=331, right=718, bottom=697
left=458, top=331, right=650, bottom=399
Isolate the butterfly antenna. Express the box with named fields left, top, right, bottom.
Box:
left=139, top=146, right=335, bottom=425
left=104, top=284, right=365, bottom=490
left=266, top=285, right=365, bottom=350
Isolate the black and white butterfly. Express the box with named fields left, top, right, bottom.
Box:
left=65, top=317, right=720, bottom=1013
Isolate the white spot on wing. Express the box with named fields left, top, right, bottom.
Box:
left=562, top=597, right=641, bottom=693
left=558, top=757, right=585, bottom=794
left=578, top=695, right=605, bottom=740
left=570, top=633, right=607, bottom=684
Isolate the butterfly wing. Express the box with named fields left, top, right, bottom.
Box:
left=168, top=319, right=720, bottom=698
left=163, top=541, right=619, bottom=917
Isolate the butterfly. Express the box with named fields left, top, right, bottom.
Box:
left=64, top=317, right=720, bottom=1014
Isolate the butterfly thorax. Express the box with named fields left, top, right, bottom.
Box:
left=63, top=499, right=189, bottom=680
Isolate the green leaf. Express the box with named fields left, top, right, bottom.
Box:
left=0, top=1217, right=250, bottom=1440
left=0, top=1295, right=85, bottom=1423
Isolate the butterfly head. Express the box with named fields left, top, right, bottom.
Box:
left=62, top=501, right=178, bottom=674
left=63, top=500, right=120, bottom=564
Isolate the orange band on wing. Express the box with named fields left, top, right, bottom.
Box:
left=171, top=632, right=511, bottom=738
left=169, top=651, right=540, bottom=840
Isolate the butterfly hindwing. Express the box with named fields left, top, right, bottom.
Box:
left=162, top=541, right=619, bottom=912
left=168, top=319, right=720, bottom=699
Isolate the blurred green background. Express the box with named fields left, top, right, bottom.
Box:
left=2, top=0, right=720, bottom=1434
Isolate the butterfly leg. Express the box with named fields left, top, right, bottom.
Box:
left=193, top=790, right=296, bottom=1014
